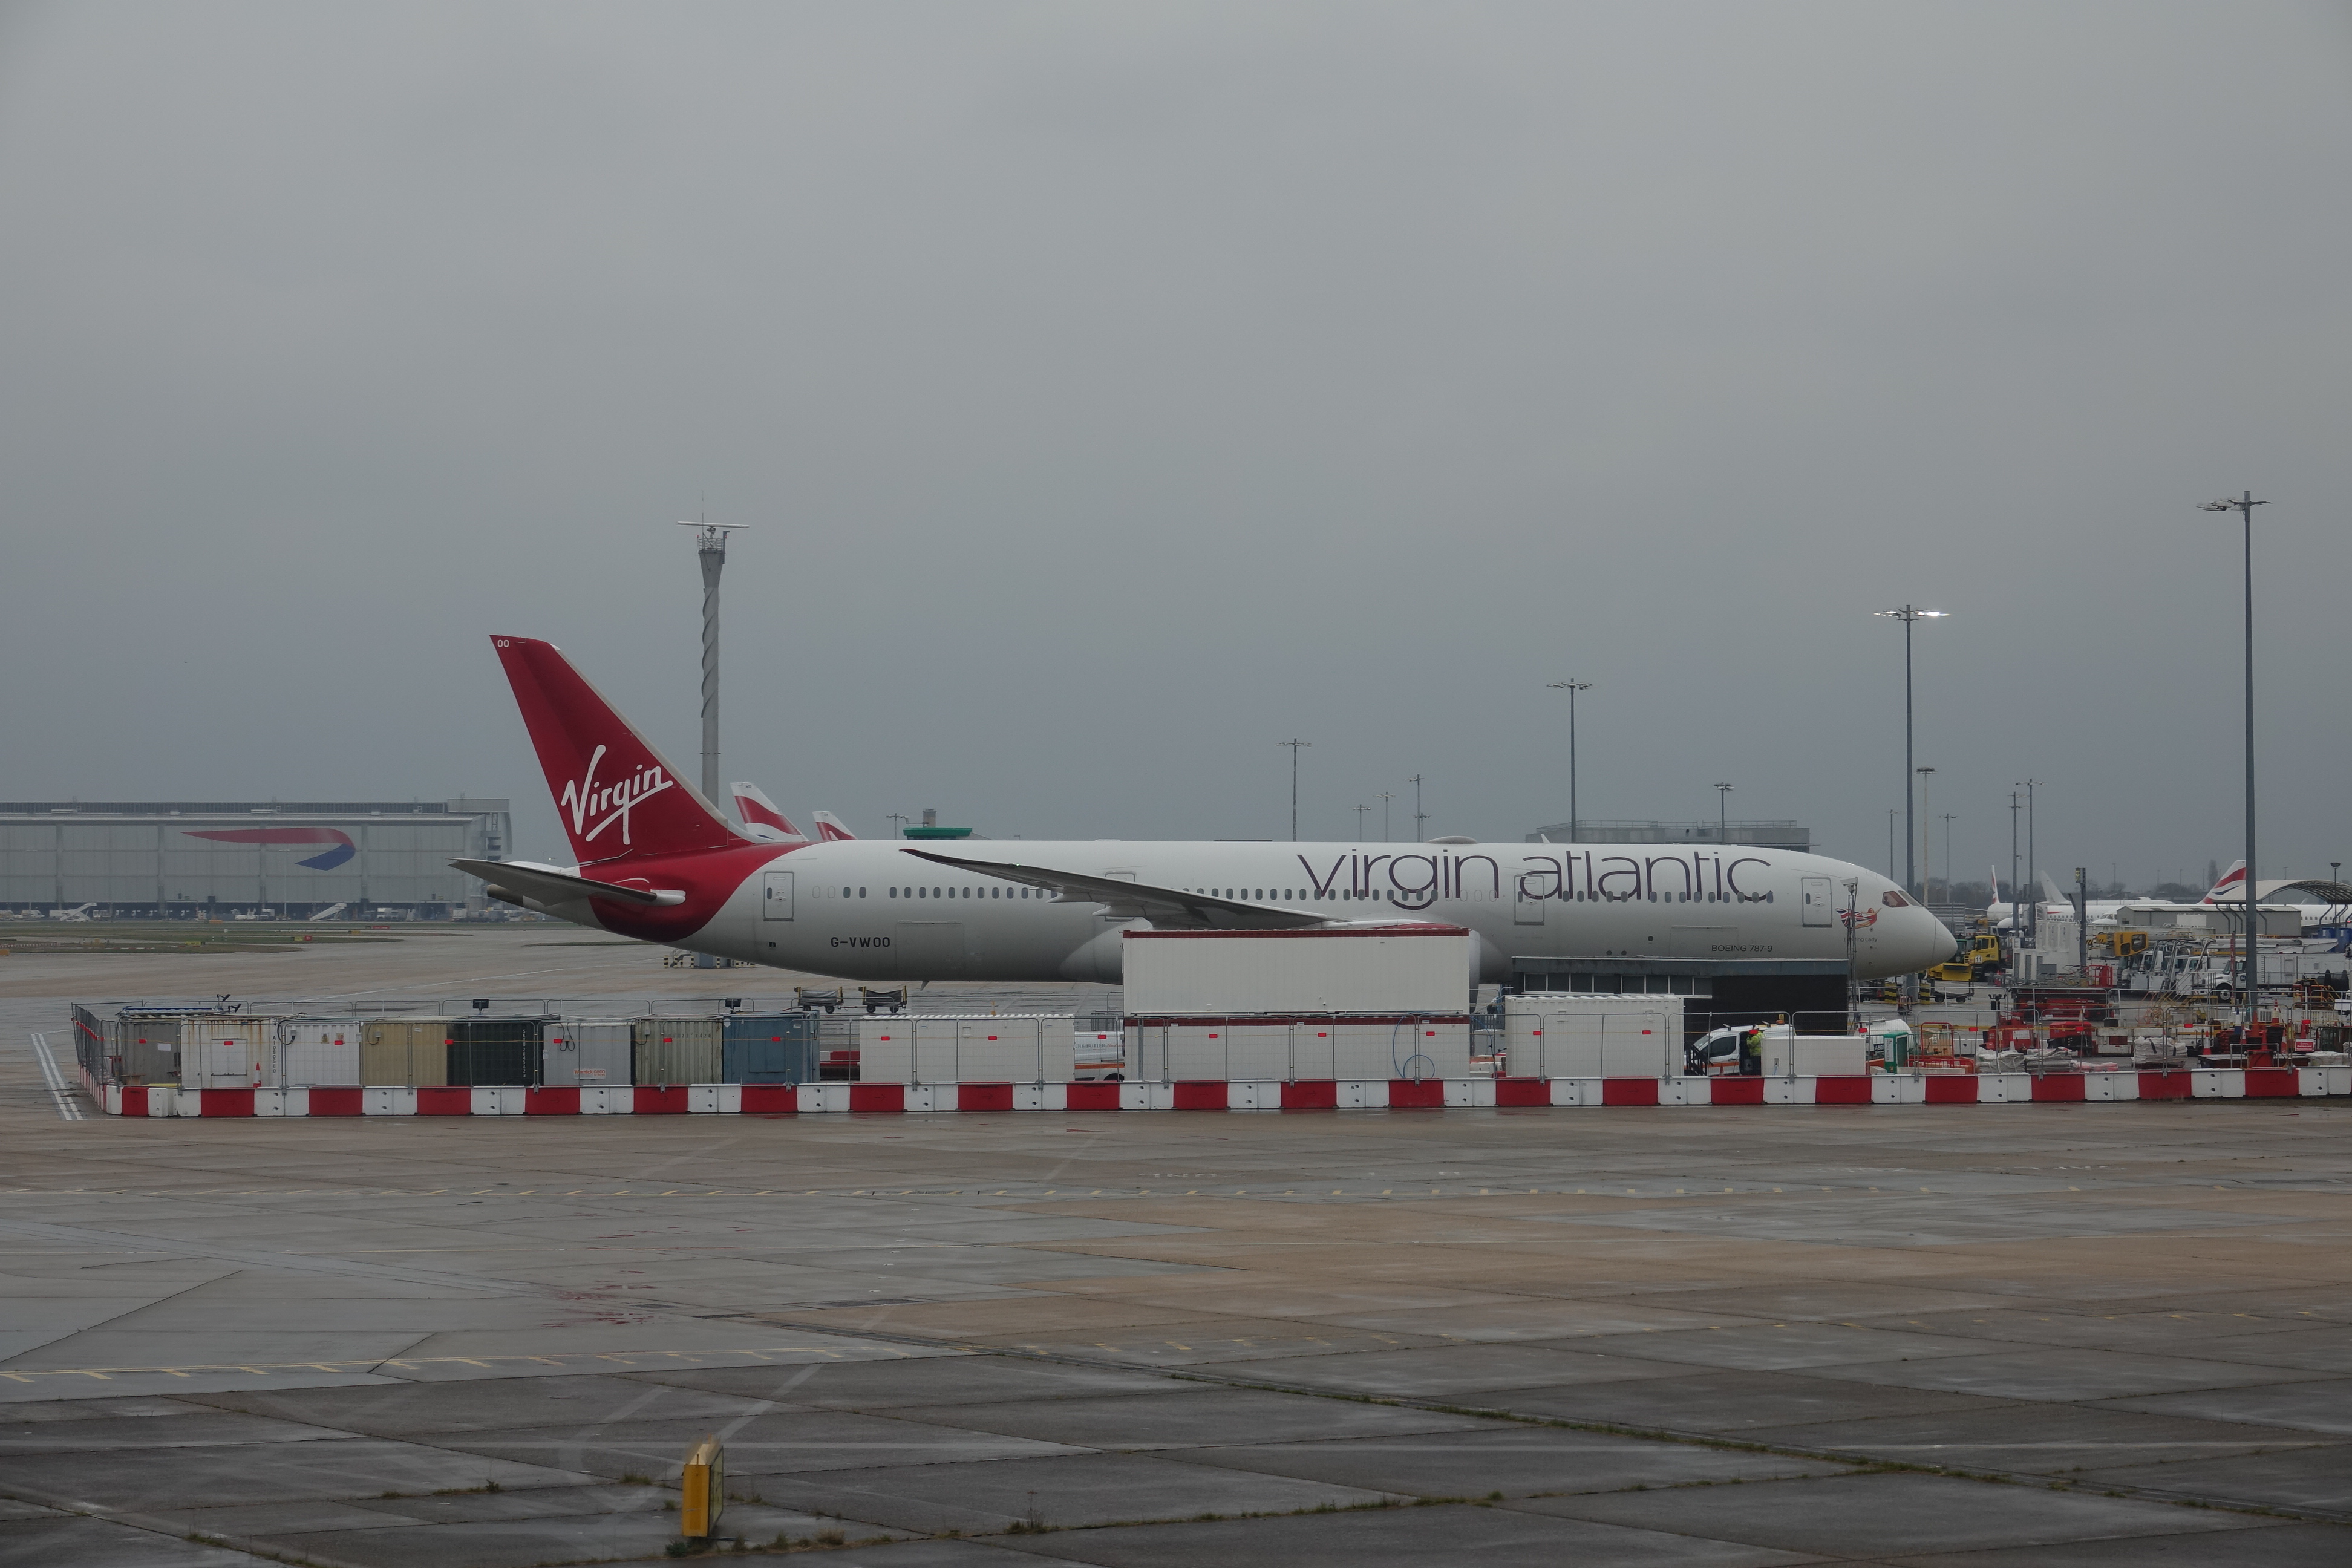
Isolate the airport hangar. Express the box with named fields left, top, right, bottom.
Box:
left=0, top=799, right=511, bottom=919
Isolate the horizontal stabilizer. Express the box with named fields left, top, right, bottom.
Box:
left=898, top=848, right=1334, bottom=930
left=451, top=858, right=685, bottom=909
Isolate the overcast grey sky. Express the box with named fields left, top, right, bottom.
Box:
left=2, top=1, right=2347, bottom=889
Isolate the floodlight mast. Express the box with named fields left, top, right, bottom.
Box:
left=2199, top=492, right=2267, bottom=1024
left=1872, top=607, right=1947, bottom=897
left=678, top=521, right=749, bottom=807
left=1546, top=681, right=1592, bottom=841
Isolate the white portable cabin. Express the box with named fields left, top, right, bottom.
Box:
left=1501, top=994, right=1680, bottom=1079
left=856, top=1016, right=1075, bottom=1084
left=1132, top=1018, right=1472, bottom=1082
left=1759, top=1024, right=1867, bottom=1077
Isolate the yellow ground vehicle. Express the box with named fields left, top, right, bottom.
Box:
left=1929, top=932, right=2004, bottom=984
left=2092, top=929, right=2147, bottom=958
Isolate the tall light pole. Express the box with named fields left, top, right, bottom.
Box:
left=1376, top=792, right=1395, bottom=843
left=677, top=521, right=747, bottom=806
left=1916, top=766, right=1936, bottom=904
left=1410, top=776, right=1426, bottom=843
left=2016, top=779, right=2042, bottom=944
left=1280, top=739, right=1311, bottom=841
left=1353, top=803, right=1370, bottom=841
left=2200, top=493, right=2267, bottom=1023
left=1713, top=782, right=1732, bottom=847
left=1547, top=681, right=1592, bottom=841
left=2009, top=791, right=2021, bottom=930
left=1874, top=607, right=1947, bottom=897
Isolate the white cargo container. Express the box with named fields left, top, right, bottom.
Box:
left=1502, top=995, right=1679, bottom=1079
left=184, top=1018, right=274, bottom=1089
left=543, top=1021, right=633, bottom=1088
left=273, top=1018, right=361, bottom=1087
left=1131, top=1018, right=1472, bottom=1082
left=1760, top=1025, right=1867, bottom=1077
left=1122, top=926, right=1474, bottom=1015
left=857, top=1016, right=1074, bottom=1084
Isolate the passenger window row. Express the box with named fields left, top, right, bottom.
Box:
left=1539, top=890, right=1770, bottom=904
left=886, top=886, right=1037, bottom=899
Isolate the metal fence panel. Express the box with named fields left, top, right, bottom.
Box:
left=543, top=1021, right=632, bottom=1088
left=633, top=1017, right=722, bottom=1085
left=361, top=1018, right=452, bottom=1086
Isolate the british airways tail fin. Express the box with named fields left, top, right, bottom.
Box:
left=2202, top=860, right=2248, bottom=904
left=490, top=636, right=737, bottom=865
left=812, top=811, right=858, bottom=842
left=729, top=782, right=808, bottom=844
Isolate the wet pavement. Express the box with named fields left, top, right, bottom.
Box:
left=1, top=932, right=2348, bottom=1564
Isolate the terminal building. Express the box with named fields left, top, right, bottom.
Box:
left=0, top=799, right=511, bottom=919
left=1524, top=818, right=1812, bottom=851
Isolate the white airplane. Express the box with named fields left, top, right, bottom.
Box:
left=458, top=637, right=1955, bottom=984
left=1987, top=862, right=2246, bottom=930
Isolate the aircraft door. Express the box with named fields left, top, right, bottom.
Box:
left=1514, top=873, right=1546, bottom=925
left=762, top=871, right=794, bottom=921
left=1801, top=876, right=1832, bottom=927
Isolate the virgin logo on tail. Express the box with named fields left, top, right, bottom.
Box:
left=560, top=745, right=673, bottom=848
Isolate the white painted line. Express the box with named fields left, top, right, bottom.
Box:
left=28, top=1033, right=83, bottom=1122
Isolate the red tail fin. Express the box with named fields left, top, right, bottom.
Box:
left=728, top=782, right=806, bottom=844
left=492, top=636, right=736, bottom=864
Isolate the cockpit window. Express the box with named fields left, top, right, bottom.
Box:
left=1882, top=890, right=1911, bottom=908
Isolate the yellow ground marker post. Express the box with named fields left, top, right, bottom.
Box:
left=681, top=1434, right=724, bottom=1538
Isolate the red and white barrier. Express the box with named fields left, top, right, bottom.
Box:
left=97, top=1067, right=2352, bottom=1117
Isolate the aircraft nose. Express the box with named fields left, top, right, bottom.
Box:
left=1922, top=912, right=1958, bottom=969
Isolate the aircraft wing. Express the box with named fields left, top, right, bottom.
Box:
left=450, top=858, right=686, bottom=908
left=898, top=848, right=1334, bottom=929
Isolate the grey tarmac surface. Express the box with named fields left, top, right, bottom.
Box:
left=1, top=930, right=2348, bottom=1564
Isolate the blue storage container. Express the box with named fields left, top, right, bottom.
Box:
left=721, top=1013, right=820, bottom=1084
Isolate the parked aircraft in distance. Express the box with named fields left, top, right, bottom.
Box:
left=728, top=782, right=806, bottom=845
left=459, top=638, right=1956, bottom=983
left=1987, top=862, right=2247, bottom=930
